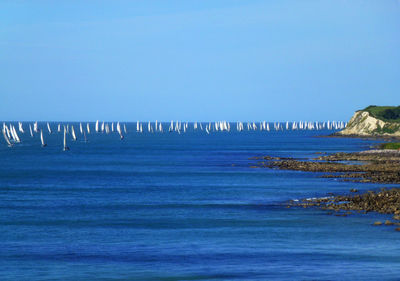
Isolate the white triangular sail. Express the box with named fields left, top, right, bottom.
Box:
left=29, top=124, right=33, bottom=137
left=63, top=126, right=69, bottom=151
left=71, top=126, right=77, bottom=141
left=40, top=130, right=46, bottom=147
left=18, top=122, right=24, bottom=133
left=47, top=122, right=52, bottom=134
left=2, top=127, right=12, bottom=147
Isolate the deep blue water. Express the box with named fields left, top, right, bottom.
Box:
left=1, top=123, right=400, bottom=280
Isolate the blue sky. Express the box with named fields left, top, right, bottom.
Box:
left=1, top=0, right=399, bottom=122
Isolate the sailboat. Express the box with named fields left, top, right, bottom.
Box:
left=57, top=124, right=61, bottom=132
left=80, top=122, right=83, bottom=134
left=95, top=120, right=99, bottom=132
left=47, top=122, right=52, bottom=134
left=116, top=122, right=123, bottom=139
left=18, top=122, right=24, bottom=133
left=123, top=124, right=127, bottom=134
left=29, top=124, right=34, bottom=137
left=71, top=126, right=77, bottom=141
left=87, top=123, right=90, bottom=134
left=40, top=130, right=47, bottom=147
left=11, top=125, right=21, bottom=143
left=63, top=126, right=69, bottom=151
left=2, top=128, right=13, bottom=147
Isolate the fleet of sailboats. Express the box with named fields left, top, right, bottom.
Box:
left=1, top=120, right=347, bottom=150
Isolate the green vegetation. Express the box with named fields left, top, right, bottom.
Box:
left=380, top=142, right=400, bottom=150
left=374, top=123, right=400, bottom=134
left=362, top=105, right=400, bottom=122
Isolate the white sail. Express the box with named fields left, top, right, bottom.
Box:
left=18, top=122, right=24, bottom=133
left=40, top=130, right=46, bottom=147
left=95, top=120, right=99, bottom=132
left=29, top=124, right=33, bottom=137
left=63, top=126, right=69, bottom=151
left=111, top=122, right=114, bottom=132
left=47, top=122, right=52, bottom=134
left=87, top=123, right=90, bottom=134
left=33, top=122, right=38, bottom=133
left=57, top=124, right=61, bottom=132
left=123, top=124, right=127, bottom=134
left=80, top=122, right=83, bottom=134
left=116, top=122, right=123, bottom=139
left=2, top=127, right=12, bottom=147
left=101, top=122, right=105, bottom=132
left=71, top=126, right=77, bottom=141
left=11, top=125, right=21, bottom=143
left=137, top=121, right=140, bottom=132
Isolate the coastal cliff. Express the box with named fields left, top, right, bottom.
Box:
left=338, top=106, right=400, bottom=137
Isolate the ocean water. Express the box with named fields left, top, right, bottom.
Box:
left=1, top=123, right=400, bottom=281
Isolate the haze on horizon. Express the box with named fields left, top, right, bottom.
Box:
left=1, top=0, right=399, bottom=122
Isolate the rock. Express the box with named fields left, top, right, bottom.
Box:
left=350, top=189, right=358, bottom=193
left=395, top=227, right=400, bottom=232
left=373, top=221, right=383, bottom=225
left=385, top=220, right=394, bottom=225
left=393, top=215, right=400, bottom=220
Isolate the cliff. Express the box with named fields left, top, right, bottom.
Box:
left=338, top=106, right=400, bottom=137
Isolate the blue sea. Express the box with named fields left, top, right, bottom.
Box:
left=1, top=123, right=400, bottom=280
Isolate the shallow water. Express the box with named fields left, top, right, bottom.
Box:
left=1, top=123, right=399, bottom=280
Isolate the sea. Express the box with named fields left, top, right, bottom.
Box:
left=1, top=122, right=400, bottom=281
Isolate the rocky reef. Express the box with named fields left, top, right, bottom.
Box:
left=252, top=150, right=400, bottom=184
left=251, top=149, right=400, bottom=230
left=287, top=188, right=400, bottom=231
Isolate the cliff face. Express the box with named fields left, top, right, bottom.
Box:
left=338, top=110, right=400, bottom=136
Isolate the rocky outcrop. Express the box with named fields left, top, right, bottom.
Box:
left=337, top=110, right=400, bottom=136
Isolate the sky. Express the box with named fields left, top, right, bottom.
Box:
left=1, top=0, right=400, bottom=122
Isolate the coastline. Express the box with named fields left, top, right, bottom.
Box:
left=251, top=143, right=400, bottom=231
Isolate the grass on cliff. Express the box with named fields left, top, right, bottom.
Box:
left=362, top=105, right=400, bottom=122
left=380, top=142, right=400, bottom=150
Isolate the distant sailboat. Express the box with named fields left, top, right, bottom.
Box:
left=40, top=130, right=47, bottom=147
left=11, top=125, right=21, bottom=143
left=80, top=122, right=83, bottom=134
left=63, top=126, right=69, bottom=151
left=71, top=126, right=77, bottom=141
left=29, top=124, right=33, bottom=137
left=123, top=124, right=127, bottom=134
left=116, top=122, right=123, bottom=139
left=57, top=124, right=61, bottom=132
left=47, top=122, right=52, bottom=134
left=18, top=122, right=24, bottom=133
left=95, top=120, right=99, bottom=132
left=2, top=128, right=12, bottom=147
left=87, top=123, right=90, bottom=134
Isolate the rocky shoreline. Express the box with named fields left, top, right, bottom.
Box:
left=251, top=150, right=400, bottom=184
left=287, top=188, right=400, bottom=231
left=251, top=149, right=400, bottom=231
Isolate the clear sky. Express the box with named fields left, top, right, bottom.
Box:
left=1, top=0, right=399, bottom=122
